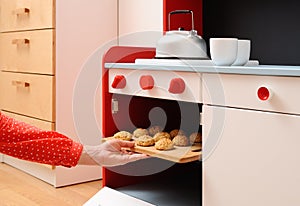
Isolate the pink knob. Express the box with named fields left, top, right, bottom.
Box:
left=111, top=75, right=126, bottom=89
left=139, top=75, right=154, bottom=90
left=168, top=78, right=185, bottom=94
left=257, top=86, right=271, bottom=101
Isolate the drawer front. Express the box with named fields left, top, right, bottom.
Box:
left=0, top=0, right=54, bottom=32
left=203, top=73, right=300, bottom=114
left=0, top=29, right=54, bottom=74
left=1, top=111, right=54, bottom=130
left=0, top=72, right=54, bottom=121
left=109, top=69, right=202, bottom=103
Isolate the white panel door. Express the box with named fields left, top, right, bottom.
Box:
left=203, top=105, right=300, bottom=206
left=118, top=0, right=163, bottom=46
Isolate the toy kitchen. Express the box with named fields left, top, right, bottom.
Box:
left=86, top=1, right=300, bottom=206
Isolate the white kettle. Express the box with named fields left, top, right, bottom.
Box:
left=156, top=10, right=208, bottom=59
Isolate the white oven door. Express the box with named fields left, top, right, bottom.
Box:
left=203, top=105, right=300, bottom=206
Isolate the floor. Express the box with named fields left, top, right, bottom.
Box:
left=0, top=162, right=102, bottom=206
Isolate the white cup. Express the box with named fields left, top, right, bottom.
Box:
left=209, top=38, right=238, bottom=66
left=232, top=39, right=251, bottom=66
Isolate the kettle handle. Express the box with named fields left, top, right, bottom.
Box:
left=168, top=10, right=194, bottom=31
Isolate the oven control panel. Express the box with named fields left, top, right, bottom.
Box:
left=109, top=69, right=202, bottom=103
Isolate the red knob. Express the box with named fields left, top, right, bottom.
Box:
left=168, top=78, right=185, bottom=94
left=139, top=75, right=154, bottom=90
left=111, top=75, right=126, bottom=89
left=257, top=86, right=271, bottom=101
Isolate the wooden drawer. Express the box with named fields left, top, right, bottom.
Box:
left=0, top=72, right=55, bottom=121
left=0, top=29, right=54, bottom=74
left=203, top=73, right=300, bottom=115
left=0, top=0, right=54, bottom=32
left=1, top=110, right=54, bottom=130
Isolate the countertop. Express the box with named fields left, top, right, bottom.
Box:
left=105, top=60, right=300, bottom=77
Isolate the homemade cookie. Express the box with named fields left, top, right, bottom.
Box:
left=189, top=132, right=202, bottom=144
left=169, top=129, right=186, bottom=139
left=148, top=125, right=163, bottom=136
left=133, top=128, right=149, bottom=138
left=113, top=131, right=132, bottom=141
left=153, top=132, right=171, bottom=142
left=155, top=138, right=174, bottom=151
left=135, top=135, right=155, bottom=147
left=172, top=135, right=189, bottom=146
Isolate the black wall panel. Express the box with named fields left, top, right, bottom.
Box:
left=203, top=0, right=300, bottom=65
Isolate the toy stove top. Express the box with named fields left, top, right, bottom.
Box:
left=134, top=58, right=214, bottom=67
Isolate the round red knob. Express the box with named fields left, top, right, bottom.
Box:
left=139, top=75, right=154, bottom=90
left=257, top=86, right=271, bottom=101
left=168, top=78, right=185, bottom=94
left=111, top=75, right=126, bottom=89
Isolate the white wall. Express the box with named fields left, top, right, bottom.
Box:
left=56, top=0, right=118, bottom=145
left=118, top=0, right=163, bottom=47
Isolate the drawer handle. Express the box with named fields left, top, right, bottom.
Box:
left=257, top=86, right=272, bottom=101
left=12, top=80, right=30, bottom=88
left=12, top=38, right=30, bottom=45
left=13, top=8, right=30, bottom=15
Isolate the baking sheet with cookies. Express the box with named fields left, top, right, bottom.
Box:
left=103, top=137, right=202, bottom=163
left=131, top=143, right=202, bottom=163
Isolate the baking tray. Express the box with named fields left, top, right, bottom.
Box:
left=103, top=137, right=201, bottom=163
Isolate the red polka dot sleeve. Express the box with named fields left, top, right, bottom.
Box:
left=0, top=112, right=83, bottom=167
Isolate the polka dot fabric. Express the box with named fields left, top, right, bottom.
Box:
left=0, top=112, right=83, bottom=167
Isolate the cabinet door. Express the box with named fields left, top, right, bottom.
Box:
left=203, top=105, right=300, bottom=206
left=118, top=0, right=163, bottom=46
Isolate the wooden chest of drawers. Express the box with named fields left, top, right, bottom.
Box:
left=0, top=0, right=58, bottom=186
left=0, top=0, right=55, bottom=123
left=0, top=0, right=109, bottom=187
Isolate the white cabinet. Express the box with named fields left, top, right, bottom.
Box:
left=203, top=105, right=300, bottom=206
left=118, top=0, right=163, bottom=47
left=202, top=73, right=300, bottom=205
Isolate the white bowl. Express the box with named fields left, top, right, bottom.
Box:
left=209, top=38, right=238, bottom=66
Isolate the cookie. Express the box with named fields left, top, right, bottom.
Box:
left=113, top=131, right=132, bottom=141
left=153, top=132, right=171, bottom=142
left=189, top=132, right=202, bottom=144
left=155, top=138, right=174, bottom=151
left=172, top=135, right=189, bottom=146
left=135, top=135, right=155, bottom=147
left=169, top=129, right=186, bottom=139
left=148, top=125, right=163, bottom=136
left=133, top=128, right=149, bottom=138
